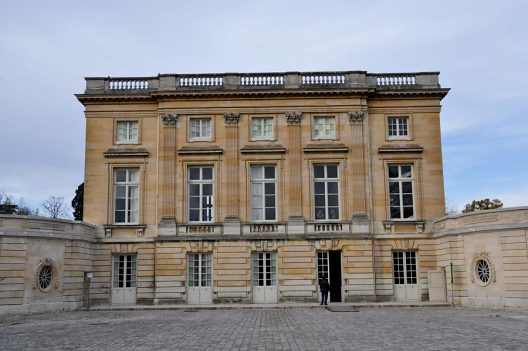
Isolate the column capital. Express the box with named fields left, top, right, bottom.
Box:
left=161, top=113, right=178, bottom=126
left=224, top=113, right=240, bottom=125
left=348, top=111, right=367, bottom=124
left=285, top=112, right=303, bottom=124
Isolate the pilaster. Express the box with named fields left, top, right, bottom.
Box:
left=158, top=113, right=178, bottom=236
left=223, top=113, right=241, bottom=235
left=285, top=112, right=305, bottom=234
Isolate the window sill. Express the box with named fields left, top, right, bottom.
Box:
left=240, top=144, right=286, bottom=154
left=303, top=143, right=349, bottom=153
left=104, top=148, right=149, bottom=158
left=177, top=146, right=223, bottom=155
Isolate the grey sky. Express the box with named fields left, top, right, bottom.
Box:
left=1, top=0, right=527, bottom=214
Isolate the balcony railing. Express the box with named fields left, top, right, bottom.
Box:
left=83, top=71, right=442, bottom=94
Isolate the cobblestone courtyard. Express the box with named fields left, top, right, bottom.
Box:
left=1, top=307, right=527, bottom=350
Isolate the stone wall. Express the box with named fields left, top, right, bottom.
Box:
left=0, top=215, right=95, bottom=314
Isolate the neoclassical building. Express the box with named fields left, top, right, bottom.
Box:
left=1, top=70, right=527, bottom=313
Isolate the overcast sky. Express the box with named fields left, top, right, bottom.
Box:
left=1, top=0, right=527, bottom=216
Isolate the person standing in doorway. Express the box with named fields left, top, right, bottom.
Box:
left=319, top=277, right=330, bottom=305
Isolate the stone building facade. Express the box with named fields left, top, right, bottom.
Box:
left=1, top=70, right=527, bottom=313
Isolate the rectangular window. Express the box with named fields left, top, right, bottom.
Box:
left=250, top=165, right=276, bottom=221
left=190, top=118, right=212, bottom=141
left=313, top=164, right=339, bottom=220
left=188, top=166, right=214, bottom=222
left=114, top=168, right=139, bottom=224
left=112, top=254, right=137, bottom=288
left=392, top=251, right=417, bottom=285
left=313, top=116, right=336, bottom=139
left=188, top=253, right=212, bottom=287
left=388, top=117, right=409, bottom=138
left=388, top=165, right=414, bottom=219
left=251, top=117, right=274, bottom=140
left=116, top=121, right=138, bottom=144
left=252, top=252, right=276, bottom=287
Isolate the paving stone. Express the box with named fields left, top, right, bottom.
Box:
left=0, top=307, right=527, bottom=350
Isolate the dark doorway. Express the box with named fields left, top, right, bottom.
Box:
left=329, top=250, right=342, bottom=302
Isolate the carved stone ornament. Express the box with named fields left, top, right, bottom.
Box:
left=348, top=111, right=367, bottom=123
left=285, top=112, right=303, bottom=124
left=470, top=252, right=496, bottom=286
left=224, top=113, right=240, bottom=125
left=161, top=113, right=178, bottom=126
left=34, top=258, right=58, bottom=292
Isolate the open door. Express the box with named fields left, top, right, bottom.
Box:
left=317, top=251, right=342, bottom=302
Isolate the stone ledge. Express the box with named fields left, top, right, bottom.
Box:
left=177, top=146, right=223, bottom=155
left=103, top=148, right=149, bottom=158
left=303, top=143, right=349, bottom=153
left=378, top=145, right=424, bottom=153
left=240, top=144, right=286, bottom=154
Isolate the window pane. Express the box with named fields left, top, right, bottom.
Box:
left=252, top=183, right=262, bottom=196
left=202, top=184, right=213, bottom=196
left=314, top=195, right=325, bottom=207
left=314, top=182, right=325, bottom=194
left=314, top=165, right=324, bottom=179
left=327, top=182, right=338, bottom=194
left=189, top=168, right=200, bottom=180
left=390, top=194, right=400, bottom=206
left=389, top=182, right=400, bottom=194
left=116, top=186, right=126, bottom=198
left=189, top=196, right=200, bottom=209
left=326, top=165, right=338, bottom=178
left=402, top=182, right=413, bottom=193
left=265, top=208, right=276, bottom=220
left=401, top=166, right=412, bottom=178
left=252, top=209, right=263, bottom=221
left=128, top=169, right=139, bottom=182
left=264, top=183, right=275, bottom=194
left=403, top=195, right=413, bottom=206
left=264, top=166, right=275, bottom=179
left=251, top=166, right=262, bottom=180
left=403, top=207, right=414, bottom=218
left=390, top=207, right=401, bottom=219
left=129, top=122, right=138, bottom=140
left=189, top=209, right=200, bottom=221
left=115, top=169, right=126, bottom=182
left=327, top=194, right=338, bottom=207
left=265, top=195, right=275, bottom=207
left=315, top=208, right=326, bottom=219
left=115, top=199, right=126, bottom=210
left=115, top=211, right=125, bottom=223
left=388, top=166, right=399, bottom=178
left=328, top=207, right=339, bottom=219
left=189, top=184, right=200, bottom=196
left=202, top=167, right=213, bottom=180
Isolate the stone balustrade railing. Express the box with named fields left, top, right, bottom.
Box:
left=84, top=71, right=442, bottom=94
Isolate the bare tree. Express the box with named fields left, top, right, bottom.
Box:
left=41, top=196, right=68, bottom=219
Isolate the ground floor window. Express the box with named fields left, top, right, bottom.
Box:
left=112, top=255, right=137, bottom=288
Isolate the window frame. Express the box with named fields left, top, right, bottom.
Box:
left=189, top=117, right=213, bottom=142
left=386, top=115, right=411, bottom=140
left=250, top=116, right=275, bottom=141
left=312, top=163, right=340, bottom=221
left=312, top=115, right=337, bottom=140
left=114, top=119, right=141, bottom=145
left=187, top=165, right=215, bottom=223
left=387, top=164, right=415, bottom=220
left=250, top=164, right=277, bottom=222
left=113, top=168, right=140, bottom=224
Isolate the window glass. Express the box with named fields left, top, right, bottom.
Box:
left=190, top=118, right=212, bottom=140
left=313, top=164, right=339, bottom=220
left=313, top=116, right=336, bottom=139
left=116, top=121, right=139, bottom=144
left=251, top=117, right=274, bottom=140
left=387, top=117, right=409, bottom=138
left=388, top=165, right=415, bottom=220
left=114, top=168, right=139, bottom=224
left=188, top=166, right=214, bottom=222
left=250, top=165, right=276, bottom=221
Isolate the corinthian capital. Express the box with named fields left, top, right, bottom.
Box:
left=161, top=113, right=178, bottom=126
left=348, top=111, right=367, bottom=123
left=285, top=112, right=303, bottom=124
left=224, top=113, right=240, bottom=125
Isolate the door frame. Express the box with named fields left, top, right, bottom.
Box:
left=392, top=250, right=420, bottom=301
left=251, top=251, right=278, bottom=303
left=186, top=252, right=213, bottom=304
left=111, top=254, right=137, bottom=305
left=316, top=250, right=343, bottom=302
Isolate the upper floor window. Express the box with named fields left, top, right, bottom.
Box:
left=116, top=121, right=138, bottom=144
left=388, top=165, right=414, bottom=219
left=114, top=168, right=139, bottom=224
left=388, top=117, right=409, bottom=139
left=313, top=116, right=336, bottom=139
left=188, top=166, right=214, bottom=222
left=313, top=164, right=339, bottom=220
left=251, top=117, right=274, bottom=141
left=250, top=165, right=276, bottom=221
left=190, top=118, right=212, bottom=141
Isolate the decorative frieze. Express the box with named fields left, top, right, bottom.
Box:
left=161, top=113, right=178, bottom=126
left=285, top=112, right=303, bottom=124
left=348, top=111, right=367, bottom=123
left=224, top=113, right=240, bottom=125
